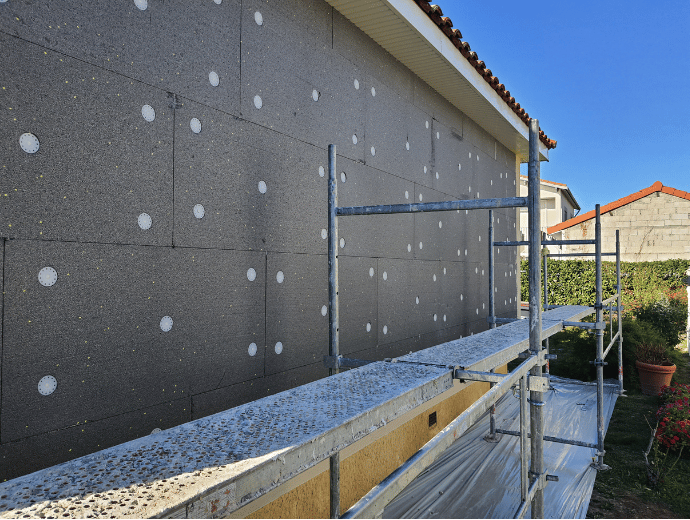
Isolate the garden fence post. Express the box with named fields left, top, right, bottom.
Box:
left=686, top=267, right=690, bottom=356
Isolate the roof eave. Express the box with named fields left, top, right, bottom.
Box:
left=325, top=0, right=550, bottom=162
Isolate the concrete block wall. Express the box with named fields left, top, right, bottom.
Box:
left=562, top=192, right=690, bottom=261
left=0, top=0, right=519, bottom=480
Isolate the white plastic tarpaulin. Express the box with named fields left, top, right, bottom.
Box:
left=384, top=377, right=619, bottom=519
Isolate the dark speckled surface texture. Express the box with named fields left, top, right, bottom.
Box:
left=0, top=0, right=519, bottom=479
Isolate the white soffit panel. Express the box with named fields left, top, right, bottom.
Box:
left=326, top=0, right=549, bottom=162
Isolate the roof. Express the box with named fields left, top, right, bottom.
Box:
left=519, top=175, right=580, bottom=211
left=325, top=0, right=554, bottom=161
left=413, top=1, right=556, bottom=150
left=548, top=181, right=690, bottom=234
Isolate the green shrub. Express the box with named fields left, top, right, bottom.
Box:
left=634, top=297, right=688, bottom=348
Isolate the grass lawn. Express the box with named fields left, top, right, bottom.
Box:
left=586, top=342, right=690, bottom=518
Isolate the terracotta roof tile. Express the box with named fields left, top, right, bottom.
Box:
left=547, top=181, right=690, bottom=234
left=413, top=0, right=556, bottom=150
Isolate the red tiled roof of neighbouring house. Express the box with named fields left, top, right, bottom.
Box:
left=547, top=181, right=690, bottom=234
left=414, top=1, right=557, bottom=150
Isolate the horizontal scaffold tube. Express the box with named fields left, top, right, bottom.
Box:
left=495, top=429, right=599, bottom=449
left=341, top=354, right=539, bottom=519
left=336, top=197, right=527, bottom=216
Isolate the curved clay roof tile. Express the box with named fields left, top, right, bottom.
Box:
left=413, top=0, right=556, bottom=149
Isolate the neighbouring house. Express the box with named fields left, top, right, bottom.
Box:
left=548, top=181, right=690, bottom=261
left=0, top=0, right=557, bottom=511
left=518, top=175, right=580, bottom=257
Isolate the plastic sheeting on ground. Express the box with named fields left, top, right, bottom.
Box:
left=383, top=376, right=619, bottom=519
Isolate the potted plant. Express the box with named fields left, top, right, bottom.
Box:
left=635, top=343, right=676, bottom=396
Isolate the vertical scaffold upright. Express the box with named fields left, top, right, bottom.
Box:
left=325, top=118, right=621, bottom=519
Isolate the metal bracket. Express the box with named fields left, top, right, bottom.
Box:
left=167, top=92, right=182, bottom=110
left=589, top=360, right=608, bottom=366
left=454, top=369, right=508, bottom=384
left=562, top=321, right=606, bottom=330
left=545, top=354, right=557, bottom=360
left=526, top=375, right=549, bottom=392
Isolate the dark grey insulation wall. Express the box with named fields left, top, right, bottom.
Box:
left=0, top=0, right=519, bottom=480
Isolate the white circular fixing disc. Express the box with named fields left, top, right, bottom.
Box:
left=443, top=315, right=447, bottom=322
left=340, top=172, right=346, bottom=183
left=433, top=274, right=436, bottom=282
left=382, top=271, right=387, bottom=281
left=214, top=0, right=222, bottom=4
left=274, top=342, right=283, bottom=355
left=366, top=322, right=371, bottom=332
left=248, top=342, right=257, bottom=356
left=38, top=375, right=57, bottom=396
left=435, top=171, right=439, bottom=179
left=258, top=180, right=267, bottom=193
left=434, top=314, right=437, bottom=321
left=312, top=89, right=319, bottom=101
left=339, top=238, right=345, bottom=248
left=209, top=71, right=220, bottom=87
left=415, top=296, right=419, bottom=304
left=247, top=268, right=257, bottom=281
left=319, top=166, right=325, bottom=177
left=351, top=134, right=357, bottom=145
left=160, top=316, right=173, bottom=332
left=193, top=204, right=205, bottom=219
left=254, top=11, right=263, bottom=25
left=405, top=190, right=409, bottom=199
left=444, top=267, right=447, bottom=275
left=321, top=305, right=327, bottom=316
left=134, top=0, right=147, bottom=11
left=276, top=271, right=284, bottom=283
left=321, top=228, right=327, bottom=240
left=253, top=95, right=262, bottom=109
left=151, top=428, right=162, bottom=434
left=141, top=104, right=155, bottom=122
left=407, top=244, right=411, bottom=252
left=369, top=267, right=374, bottom=277
left=190, top=118, right=202, bottom=133
left=406, top=142, right=410, bottom=150
left=439, top=220, right=442, bottom=228
left=353, top=79, right=359, bottom=89
left=370, top=146, right=375, bottom=156
left=138, top=213, right=152, bottom=230
left=19, top=133, right=40, bottom=154
left=419, top=242, right=423, bottom=249
left=38, top=267, right=58, bottom=287
left=419, top=193, right=423, bottom=201
left=383, top=325, right=388, bottom=335
left=425, top=120, right=429, bottom=129
left=371, top=87, right=376, bottom=97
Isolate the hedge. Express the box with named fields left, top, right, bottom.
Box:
left=520, top=258, right=690, bottom=310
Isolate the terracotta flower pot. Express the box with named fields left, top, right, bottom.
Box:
left=635, top=360, right=676, bottom=396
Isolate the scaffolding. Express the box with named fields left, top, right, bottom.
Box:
left=324, top=120, right=624, bottom=519
left=0, top=122, right=624, bottom=520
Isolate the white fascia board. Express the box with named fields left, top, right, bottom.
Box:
left=328, top=0, right=550, bottom=162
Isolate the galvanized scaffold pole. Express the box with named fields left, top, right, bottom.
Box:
left=527, top=119, right=545, bottom=518
left=543, top=253, right=550, bottom=378
left=616, top=230, right=624, bottom=395
left=486, top=210, right=498, bottom=442
left=327, top=144, right=341, bottom=518
left=593, top=205, right=608, bottom=470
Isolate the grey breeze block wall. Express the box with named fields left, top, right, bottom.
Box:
left=561, top=192, right=690, bottom=261
left=0, top=0, right=519, bottom=480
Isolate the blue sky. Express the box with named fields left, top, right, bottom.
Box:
left=438, top=0, right=690, bottom=214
